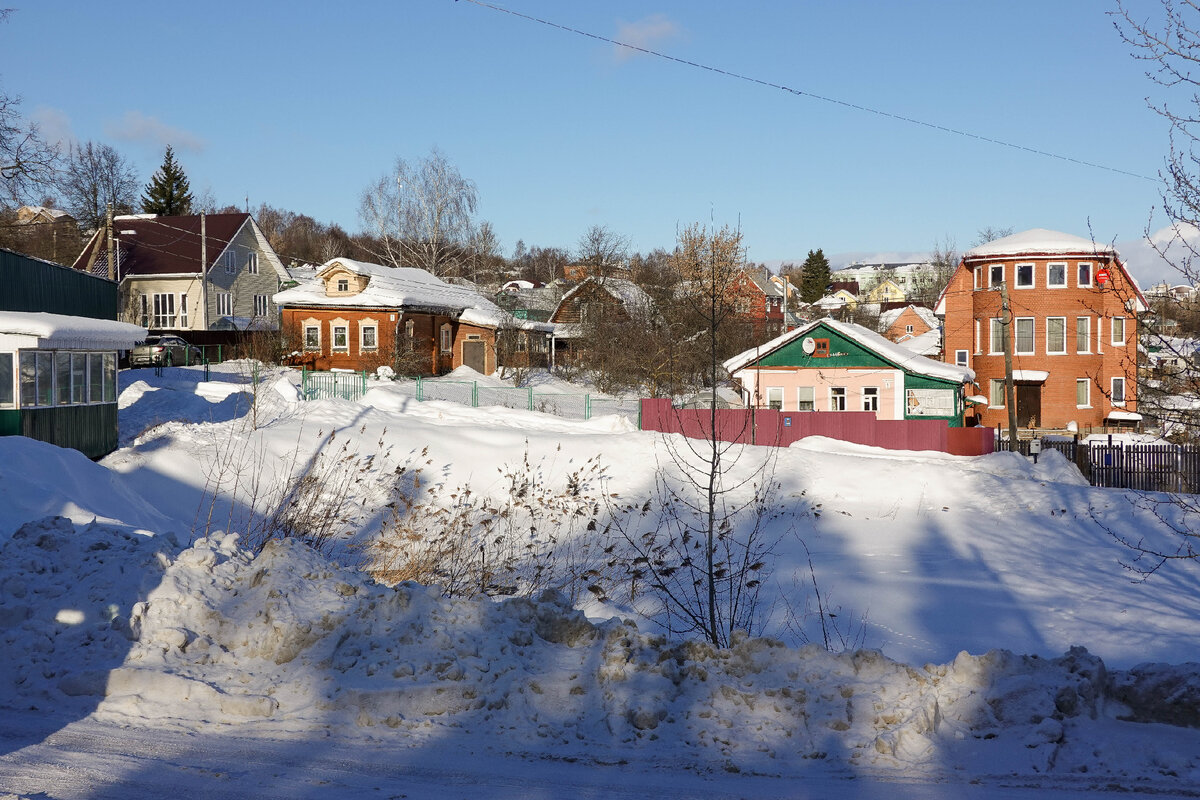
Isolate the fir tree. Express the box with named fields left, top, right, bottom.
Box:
left=140, top=145, right=194, bottom=216
left=798, top=248, right=831, bottom=304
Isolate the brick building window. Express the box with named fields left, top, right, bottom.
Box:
left=1016, top=263, right=1034, bottom=288
left=990, top=318, right=1004, bottom=354
left=1078, top=263, right=1093, bottom=287
left=1111, top=317, right=1126, bottom=345
left=440, top=324, right=453, bottom=353
left=990, top=264, right=1004, bottom=287
left=1111, top=377, right=1126, bottom=405
left=1076, top=317, right=1091, bottom=353
left=989, top=379, right=1006, bottom=407
left=1047, top=263, right=1067, bottom=288
left=1046, top=317, right=1066, bottom=354
left=1015, top=317, right=1035, bottom=354
left=1076, top=379, right=1090, bottom=408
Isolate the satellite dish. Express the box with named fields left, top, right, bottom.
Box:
left=802, top=337, right=816, bottom=355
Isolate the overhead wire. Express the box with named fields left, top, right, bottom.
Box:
left=457, top=0, right=1156, bottom=183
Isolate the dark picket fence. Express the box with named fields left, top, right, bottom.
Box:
left=997, top=435, right=1200, bottom=493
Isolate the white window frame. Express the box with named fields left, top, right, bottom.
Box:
left=178, top=294, right=188, bottom=328
left=1076, top=378, right=1091, bottom=408
left=989, top=379, right=1006, bottom=408
left=336, top=278, right=350, bottom=293
left=304, top=325, right=320, bottom=351
left=360, top=323, right=378, bottom=352
left=332, top=325, right=349, bottom=352
left=152, top=293, right=176, bottom=328
left=216, top=292, right=233, bottom=317
left=1097, top=317, right=1104, bottom=354
left=989, top=264, right=1004, bottom=287
left=247, top=252, right=259, bottom=275
left=1111, top=376, right=1126, bottom=406
left=1076, top=316, right=1091, bottom=354
left=862, top=386, right=879, bottom=412
left=224, top=251, right=236, bottom=274
left=955, top=349, right=969, bottom=367
left=1014, top=317, right=1035, bottom=355
left=1046, top=316, right=1066, bottom=355
left=973, top=267, right=982, bottom=290
left=905, top=324, right=914, bottom=334
left=1077, top=262, right=1093, bottom=288
left=797, top=386, right=814, bottom=411
left=830, top=387, right=847, bottom=412
left=974, top=319, right=981, bottom=355
left=989, top=318, right=1005, bottom=355
left=766, top=386, right=783, bottom=411
left=1111, top=316, right=1126, bottom=346
left=1046, top=262, right=1067, bottom=289
left=439, top=323, right=453, bottom=353
left=0, top=352, right=14, bottom=408
left=254, top=295, right=268, bottom=318
left=1015, top=262, right=1035, bottom=288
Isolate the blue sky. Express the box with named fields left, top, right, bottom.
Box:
left=2, top=1, right=1181, bottom=280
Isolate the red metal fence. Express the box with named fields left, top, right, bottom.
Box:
left=640, top=399, right=994, bottom=456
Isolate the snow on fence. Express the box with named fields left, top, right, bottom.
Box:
left=639, top=399, right=994, bottom=456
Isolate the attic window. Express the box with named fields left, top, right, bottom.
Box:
left=813, top=338, right=830, bottom=358
left=337, top=279, right=349, bottom=292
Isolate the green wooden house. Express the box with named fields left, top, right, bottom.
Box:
left=1, top=249, right=145, bottom=457
left=723, top=317, right=975, bottom=426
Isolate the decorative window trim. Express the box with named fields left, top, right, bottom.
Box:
left=303, top=322, right=320, bottom=351
left=439, top=323, right=453, bottom=354
left=813, top=338, right=829, bottom=358
left=359, top=318, right=378, bottom=352
left=331, top=318, right=349, bottom=352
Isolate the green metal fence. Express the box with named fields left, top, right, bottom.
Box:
left=295, top=371, right=641, bottom=425
left=301, top=369, right=369, bottom=401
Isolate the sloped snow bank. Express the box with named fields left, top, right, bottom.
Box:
left=3, top=519, right=1193, bottom=782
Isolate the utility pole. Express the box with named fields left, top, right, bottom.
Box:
left=1000, top=281, right=1018, bottom=447
left=106, top=204, right=115, bottom=281
left=200, top=212, right=209, bottom=330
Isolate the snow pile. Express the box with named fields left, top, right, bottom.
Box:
left=1, top=521, right=1193, bottom=781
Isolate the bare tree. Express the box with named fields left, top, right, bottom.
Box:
left=357, top=147, right=478, bottom=276
left=610, top=223, right=781, bottom=647
left=57, top=141, right=139, bottom=230
left=1103, top=1, right=1200, bottom=574
left=0, top=90, right=60, bottom=207
left=971, top=226, right=1014, bottom=247
left=575, top=224, right=630, bottom=277
left=909, top=235, right=958, bottom=307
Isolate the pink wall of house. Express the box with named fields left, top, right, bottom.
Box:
left=640, top=399, right=993, bottom=456
left=738, top=367, right=906, bottom=418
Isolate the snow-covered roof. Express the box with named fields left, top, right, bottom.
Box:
left=896, top=328, right=941, bottom=356
left=1106, top=410, right=1143, bottom=422
left=879, top=305, right=938, bottom=330
left=1012, top=370, right=1050, bottom=382
left=0, top=312, right=147, bottom=350
left=965, top=228, right=1117, bottom=259
left=723, top=317, right=973, bottom=384
left=557, top=277, right=654, bottom=315
left=275, top=257, right=509, bottom=328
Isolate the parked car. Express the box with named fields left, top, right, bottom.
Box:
left=129, top=335, right=204, bottom=367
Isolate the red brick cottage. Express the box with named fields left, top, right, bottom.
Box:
left=274, top=258, right=521, bottom=376
left=936, top=229, right=1147, bottom=430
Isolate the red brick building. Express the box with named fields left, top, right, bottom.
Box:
left=936, top=229, right=1146, bottom=430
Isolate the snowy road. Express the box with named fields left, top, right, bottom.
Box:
left=2, top=710, right=1196, bottom=800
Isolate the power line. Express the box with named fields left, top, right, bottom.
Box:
left=458, top=0, right=1157, bottom=183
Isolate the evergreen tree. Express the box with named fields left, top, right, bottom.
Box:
left=140, top=145, right=194, bottom=216
left=798, top=248, right=831, bottom=304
